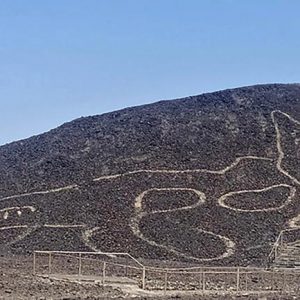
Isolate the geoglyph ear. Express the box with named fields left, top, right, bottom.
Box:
left=272, top=110, right=300, bottom=184
left=134, top=188, right=206, bottom=214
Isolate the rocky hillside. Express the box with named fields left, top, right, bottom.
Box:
left=1, top=83, right=300, bottom=267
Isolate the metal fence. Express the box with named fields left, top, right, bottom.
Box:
left=33, top=250, right=300, bottom=293
left=143, top=266, right=300, bottom=292
left=33, top=251, right=145, bottom=287
left=268, top=227, right=300, bottom=265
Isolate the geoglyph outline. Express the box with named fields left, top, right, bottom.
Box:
left=0, top=110, right=299, bottom=262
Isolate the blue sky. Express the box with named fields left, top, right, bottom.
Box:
left=0, top=0, right=299, bottom=145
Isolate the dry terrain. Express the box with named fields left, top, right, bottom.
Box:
left=1, top=253, right=299, bottom=299
left=1, top=84, right=300, bottom=298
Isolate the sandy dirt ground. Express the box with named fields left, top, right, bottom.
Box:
left=0, top=253, right=299, bottom=299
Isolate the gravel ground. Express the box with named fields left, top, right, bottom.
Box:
left=1, top=253, right=300, bottom=299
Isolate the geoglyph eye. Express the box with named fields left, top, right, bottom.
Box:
left=3, top=211, right=9, bottom=220
left=1, top=206, right=36, bottom=220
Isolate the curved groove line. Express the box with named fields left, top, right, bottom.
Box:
left=130, top=187, right=235, bottom=261
left=131, top=212, right=235, bottom=262
left=134, top=188, right=206, bottom=212
left=0, top=185, right=78, bottom=202
left=93, top=156, right=272, bottom=182
left=271, top=110, right=300, bottom=186
left=81, top=227, right=102, bottom=252
left=218, top=184, right=296, bottom=212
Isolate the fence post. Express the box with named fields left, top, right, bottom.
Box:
left=283, top=271, right=286, bottom=291
left=142, top=267, right=146, bottom=290
left=275, top=235, right=280, bottom=261
left=102, top=262, right=106, bottom=285
left=245, top=272, right=248, bottom=291
left=202, top=272, right=206, bottom=292
left=236, top=268, right=240, bottom=292
left=199, top=269, right=202, bottom=290
left=48, top=252, right=52, bottom=275
left=78, top=253, right=82, bottom=277
left=164, top=271, right=168, bottom=293
left=33, top=251, right=36, bottom=275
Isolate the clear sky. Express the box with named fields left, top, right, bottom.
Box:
left=0, top=0, right=299, bottom=145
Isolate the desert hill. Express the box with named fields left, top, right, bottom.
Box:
left=1, top=83, right=300, bottom=267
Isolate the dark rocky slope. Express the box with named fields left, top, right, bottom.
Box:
left=1, top=83, right=300, bottom=267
